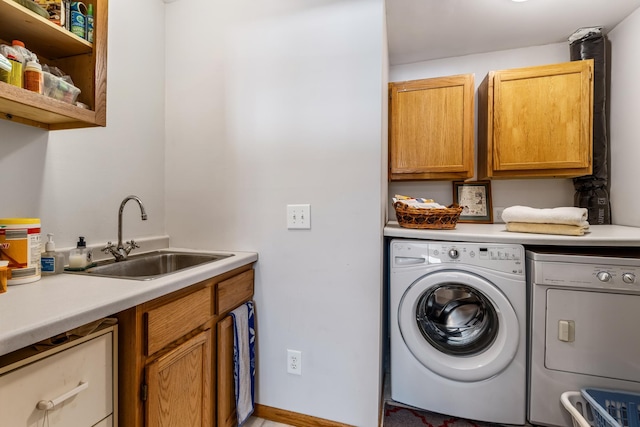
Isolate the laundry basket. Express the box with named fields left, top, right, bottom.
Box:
left=561, top=389, right=640, bottom=427
left=582, top=388, right=640, bottom=427
left=562, top=391, right=596, bottom=427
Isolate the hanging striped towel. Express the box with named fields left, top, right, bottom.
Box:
left=230, top=300, right=256, bottom=426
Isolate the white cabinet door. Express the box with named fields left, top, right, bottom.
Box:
left=0, top=330, right=114, bottom=427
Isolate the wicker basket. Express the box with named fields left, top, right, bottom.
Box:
left=394, top=202, right=463, bottom=229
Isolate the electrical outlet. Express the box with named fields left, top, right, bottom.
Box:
left=494, top=206, right=506, bottom=224
left=287, top=204, right=311, bottom=229
left=287, top=349, right=302, bottom=375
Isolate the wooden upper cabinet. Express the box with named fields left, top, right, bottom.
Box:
left=0, top=0, right=108, bottom=130
left=478, top=60, right=594, bottom=179
left=389, top=74, right=475, bottom=181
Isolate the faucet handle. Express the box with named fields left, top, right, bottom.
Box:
left=102, top=242, right=116, bottom=254
left=126, top=240, right=140, bottom=250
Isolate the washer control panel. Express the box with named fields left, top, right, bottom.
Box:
left=391, top=240, right=524, bottom=275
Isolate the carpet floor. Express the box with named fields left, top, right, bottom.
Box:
left=383, top=402, right=503, bottom=427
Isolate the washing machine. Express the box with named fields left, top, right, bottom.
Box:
left=390, top=239, right=526, bottom=425
left=528, top=247, right=640, bottom=427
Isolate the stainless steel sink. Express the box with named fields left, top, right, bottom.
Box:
left=65, top=250, right=233, bottom=280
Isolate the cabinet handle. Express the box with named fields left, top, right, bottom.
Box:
left=36, top=381, right=89, bottom=410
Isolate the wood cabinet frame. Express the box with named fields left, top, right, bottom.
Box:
left=116, top=263, right=255, bottom=427
left=0, top=0, right=108, bottom=129
left=389, top=74, right=475, bottom=181
left=478, top=60, right=593, bottom=179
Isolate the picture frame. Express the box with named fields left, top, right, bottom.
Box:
left=453, top=181, right=493, bottom=223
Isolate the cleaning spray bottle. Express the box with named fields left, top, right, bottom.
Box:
left=41, top=233, right=66, bottom=275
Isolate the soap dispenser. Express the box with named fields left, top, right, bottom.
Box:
left=41, top=233, right=65, bottom=275
left=69, top=236, right=90, bottom=269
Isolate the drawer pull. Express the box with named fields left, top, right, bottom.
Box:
left=36, top=381, right=89, bottom=410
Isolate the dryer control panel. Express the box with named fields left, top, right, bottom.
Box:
left=391, top=240, right=524, bottom=275
left=527, top=250, right=640, bottom=292
left=531, top=261, right=640, bottom=292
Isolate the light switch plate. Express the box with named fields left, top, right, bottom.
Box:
left=287, top=204, right=311, bottom=229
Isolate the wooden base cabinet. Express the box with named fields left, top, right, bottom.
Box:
left=389, top=74, right=475, bottom=181
left=146, top=330, right=212, bottom=427
left=117, top=264, right=255, bottom=427
left=478, top=60, right=594, bottom=179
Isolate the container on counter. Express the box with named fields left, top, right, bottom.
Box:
left=0, top=218, right=42, bottom=285
left=68, top=236, right=90, bottom=269
left=41, top=233, right=65, bottom=275
left=24, top=61, right=44, bottom=94
left=0, top=260, right=8, bottom=293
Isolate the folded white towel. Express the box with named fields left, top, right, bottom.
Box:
left=506, top=222, right=589, bottom=236
left=501, top=206, right=589, bottom=227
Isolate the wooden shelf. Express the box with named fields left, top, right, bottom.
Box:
left=0, top=0, right=92, bottom=58
left=0, top=0, right=107, bottom=130
left=0, top=81, right=98, bottom=129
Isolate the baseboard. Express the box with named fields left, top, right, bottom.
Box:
left=254, top=404, right=356, bottom=427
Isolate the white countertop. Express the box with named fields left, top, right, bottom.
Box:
left=384, top=221, right=640, bottom=246
left=0, top=248, right=258, bottom=356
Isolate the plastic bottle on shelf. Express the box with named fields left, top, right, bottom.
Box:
left=41, top=234, right=66, bottom=275
left=0, top=45, right=23, bottom=87
left=12, top=40, right=36, bottom=62
left=86, top=4, right=94, bottom=43
left=24, top=61, right=44, bottom=94
left=10, top=40, right=28, bottom=66
left=0, top=53, right=11, bottom=84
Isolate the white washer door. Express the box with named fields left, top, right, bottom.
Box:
left=398, top=269, right=519, bottom=382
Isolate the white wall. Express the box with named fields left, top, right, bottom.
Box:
left=0, top=0, right=167, bottom=249
left=608, top=7, right=640, bottom=227
left=164, top=1, right=385, bottom=426
left=388, top=43, right=578, bottom=218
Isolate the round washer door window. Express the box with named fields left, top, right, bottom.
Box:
left=398, top=269, right=519, bottom=382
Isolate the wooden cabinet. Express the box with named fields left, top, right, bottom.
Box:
left=0, top=321, right=117, bottom=427
left=146, top=330, right=212, bottom=427
left=0, top=0, right=108, bottom=130
left=117, top=264, right=255, bottom=427
left=478, top=60, right=593, bottom=179
left=216, top=269, right=254, bottom=427
left=388, top=74, right=475, bottom=181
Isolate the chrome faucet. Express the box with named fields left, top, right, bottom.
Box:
left=102, top=195, right=148, bottom=261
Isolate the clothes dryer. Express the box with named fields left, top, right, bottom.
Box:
left=528, top=248, right=640, bottom=427
left=390, top=240, right=526, bottom=425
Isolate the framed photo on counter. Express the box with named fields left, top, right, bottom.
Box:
left=453, top=181, right=493, bottom=223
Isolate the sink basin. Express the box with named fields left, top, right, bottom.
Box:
left=65, top=250, right=233, bottom=280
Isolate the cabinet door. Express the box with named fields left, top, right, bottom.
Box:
left=145, top=330, right=212, bottom=427
left=217, top=316, right=237, bottom=427
left=389, top=74, right=474, bottom=181
left=479, top=60, right=593, bottom=179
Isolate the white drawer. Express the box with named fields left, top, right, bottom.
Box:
left=0, top=330, right=114, bottom=427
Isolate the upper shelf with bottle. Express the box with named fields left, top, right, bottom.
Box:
left=0, top=0, right=107, bottom=130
